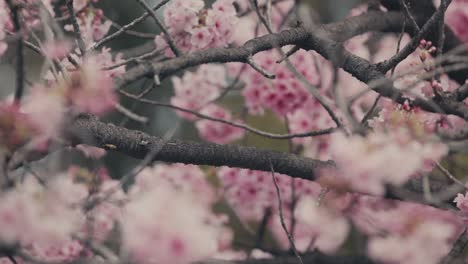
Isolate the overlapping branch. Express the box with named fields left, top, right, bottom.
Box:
left=69, top=115, right=334, bottom=181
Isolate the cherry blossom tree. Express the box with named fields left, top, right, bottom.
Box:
left=0, top=0, right=468, bottom=263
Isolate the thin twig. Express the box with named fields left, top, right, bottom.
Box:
left=114, top=103, right=149, bottom=124
left=135, top=0, right=181, bottom=56
left=377, top=1, right=452, bottom=73
left=436, top=162, right=468, bottom=190
left=246, top=56, right=276, bottom=79
left=66, top=0, right=86, bottom=55
left=269, top=159, right=304, bottom=264
left=90, top=0, right=171, bottom=50
left=6, top=0, right=25, bottom=103
left=399, top=0, right=420, bottom=31
left=119, top=89, right=336, bottom=139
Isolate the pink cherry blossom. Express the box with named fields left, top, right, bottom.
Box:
left=240, top=50, right=329, bottom=116
left=122, top=164, right=227, bottom=264
left=170, top=64, right=225, bottom=120
left=327, top=130, right=447, bottom=196
left=61, top=55, right=117, bottom=115
left=42, top=40, right=73, bottom=60
left=368, top=221, right=456, bottom=264
left=445, top=0, right=468, bottom=42
left=271, top=197, right=349, bottom=253
left=0, top=175, right=87, bottom=247
left=454, top=192, right=468, bottom=211
left=21, top=85, right=66, bottom=147
left=156, top=0, right=238, bottom=55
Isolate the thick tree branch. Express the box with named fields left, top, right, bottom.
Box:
left=68, top=115, right=334, bottom=181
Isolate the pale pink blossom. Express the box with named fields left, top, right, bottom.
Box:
left=170, top=65, right=226, bottom=120
left=157, top=0, right=238, bottom=55
left=62, top=56, right=117, bottom=115
left=42, top=40, right=72, bottom=60
left=445, top=1, right=468, bottom=42
left=454, top=192, right=468, bottom=211
left=368, top=222, right=455, bottom=264
left=0, top=175, right=87, bottom=246
left=122, top=166, right=227, bottom=264
left=327, top=131, right=447, bottom=195
left=21, top=85, right=67, bottom=147
left=190, top=27, right=213, bottom=49
left=272, top=197, right=349, bottom=253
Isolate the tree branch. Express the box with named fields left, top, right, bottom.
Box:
left=68, top=115, right=334, bottom=181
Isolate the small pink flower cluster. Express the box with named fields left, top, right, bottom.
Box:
left=155, top=0, right=238, bottom=55
left=0, top=175, right=88, bottom=262
left=271, top=197, right=350, bottom=254
left=217, top=167, right=353, bottom=252
left=122, top=164, right=229, bottom=264
left=170, top=65, right=245, bottom=144
left=171, top=65, right=225, bottom=120
left=217, top=166, right=318, bottom=221
left=64, top=8, right=112, bottom=48
left=352, top=196, right=462, bottom=264
left=237, top=50, right=325, bottom=116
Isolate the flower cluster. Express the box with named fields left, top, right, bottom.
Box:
left=64, top=8, right=112, bottom=48
left=121, top=164, right=229, bottom=264
left=156, top=0, right=238, bottom=55
left=237, top=50, right=329, bottom=116
left=325, top=129, right=447, bottom=196
left=352, top=196, right=462, bottom=264
left=0, top=174, right=87, bottom=262
left=170, top=65, right=225, bottom=119
left=170, top=65, right=245, bottom=143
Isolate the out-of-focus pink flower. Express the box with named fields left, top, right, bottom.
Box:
left=42, top=40, right=73, bottom=60
left=75, top=144, right=107, bottom=159
left=21, top=85, right=67, bottom=147
left=62, top=56, right=117, bottom=115
left=0, top=175, right=87, bottom=247
left=133, top=164, right=215, bottom=204
left=122, top=163, right=227, bottom=264
left=64, top=10, right=112, bottom=48
left=271, top=197, right=349, bottom=253
left=327, top=131, right=447, bottom=196
left=0, top=103, right=37, bottom=151
left=445, top=1, right=468, bottom=42
left=368, top=221, right=455, bottom=264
